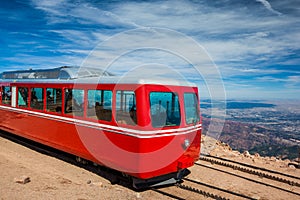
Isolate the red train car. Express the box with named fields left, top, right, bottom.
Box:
left=0, top=66, right=201, bottom=188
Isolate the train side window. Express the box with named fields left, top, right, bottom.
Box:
left=184, top=93, right=200, bottom=125
left=150, top=92, right=181, bottom=127
left=64, top=89, right=84, bottom=117
left=46, top=88, right=62, bottom=113
left=30, top=88, right=44, bottom=110
left=18, top=87, right=28, bottom=108
left=116, top=90, right=137, bottom=125
left=87, top=90, right=112, bottom=121
left=2, top=86, right=11, bottom=105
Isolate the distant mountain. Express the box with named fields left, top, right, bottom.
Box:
left=201, top=100, right=275, bottom=109
left=200, top=99, right=300, bottom=160
left=226, top=102, right=275, bottom=109
left=202, top=117, right=299, bottom=160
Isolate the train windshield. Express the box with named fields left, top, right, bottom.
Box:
left=150, top=92, right=181, bottom=127
left=184, top=93, right=200, bottom=125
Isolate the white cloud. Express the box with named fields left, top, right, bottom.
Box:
left=256, top=0, right=282, bottom=16
left=25, top=0, right=300, bottom=99
left=30, top=0, right=299, bottom=65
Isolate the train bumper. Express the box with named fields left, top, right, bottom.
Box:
left=177, top=156, right=195, bottom=169
left=132, top=169, right=190, bottom=189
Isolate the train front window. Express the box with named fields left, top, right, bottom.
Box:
left=116, top=90, right=137, bottom=125
left=2, top=86, right=11, bottom=105
left=18, top=87, right=28, bottom=108
left=184, top=93, right=200, bottom=125
left=64, top=89, right=84, bottom=117
left=87, top=90, right=112, bottom=121
left=150, top=92, right=180, bottom=127
left=30, top=88, right=44, bottom=110
left=46, top=88, right=62, bottom=113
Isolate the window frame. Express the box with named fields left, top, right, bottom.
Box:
left=64, top=88, right=85, bottom=117
left=149, top=91, right=181, bottom=128
left=87, top=89, right=113, bottom=122
left=184, top=92, right=200, bottom=125
left=1, top=86, right=12, bottom=106
left=116, top=90, right=137, bottom=126
left=17, top=86, right=29, bottom=108
left=46, top=87, right=63, bottom=113
left=30, top=87, right=44, bottom=110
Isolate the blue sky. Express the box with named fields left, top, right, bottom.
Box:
left=1, top=0, right=299, bottom=100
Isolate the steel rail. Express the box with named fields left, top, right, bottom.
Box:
left=176, top=182, right=230, bottom=200
left=202, top=154, right=300, bottom=180
left=196, top=162, right=300, bottom=196
left=200, top=156, right=300, bottom=187
left=180, top=177, right=258, bottom=200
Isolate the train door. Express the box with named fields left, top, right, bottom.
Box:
left=11, top=86, right=17, bottom=107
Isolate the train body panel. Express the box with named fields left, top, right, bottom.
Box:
left=0, top=66, right=201, bottom=186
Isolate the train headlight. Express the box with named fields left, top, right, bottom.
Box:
left=183, top=139, right=190, bottom=150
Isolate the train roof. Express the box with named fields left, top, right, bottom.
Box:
left=0, top=66, right=113, bottom=79
left=0, top=66, right=197, bottom=87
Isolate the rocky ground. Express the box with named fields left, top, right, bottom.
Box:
left=0, top=135, right=299, bottom=199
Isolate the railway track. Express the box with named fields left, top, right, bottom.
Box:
left=199, top=155, right=300, bottom=188
left=152, top=177, right=257, bottom=200
left=2, top=130, right=299, bottom=199
left=180, top=177, right=257, bottom=200
left=153, top=155, right=300, bottom=199
left=153, top=173, right=264, bottom=200
left=194, top=155, right=300, bottom=199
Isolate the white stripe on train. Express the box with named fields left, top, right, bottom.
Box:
left=0, top=106, right=201, bottom=139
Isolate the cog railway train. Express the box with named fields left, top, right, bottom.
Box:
left=0, top=66, right=201, bottom=188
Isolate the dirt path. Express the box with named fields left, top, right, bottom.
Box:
left=0, top=135, right=299, bottom=199
left=0, top=136, right=164, bottom=200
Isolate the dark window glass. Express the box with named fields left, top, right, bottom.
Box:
left=64, top=89, right=84, bottom=117
left=150, top=92, right=180, bottom=127
left=18, top=87, right=28, bottom=108
left=2, top=86, right=11, bottom=105
left=30, top=88, right=44, bottom=110
left=46, top=88, right=62, bottom=113
left=87, top=90, right=112, bottom=121
left=116, top=91, right=137, bottom=125
left=184, top=93, right=200, bottom=125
